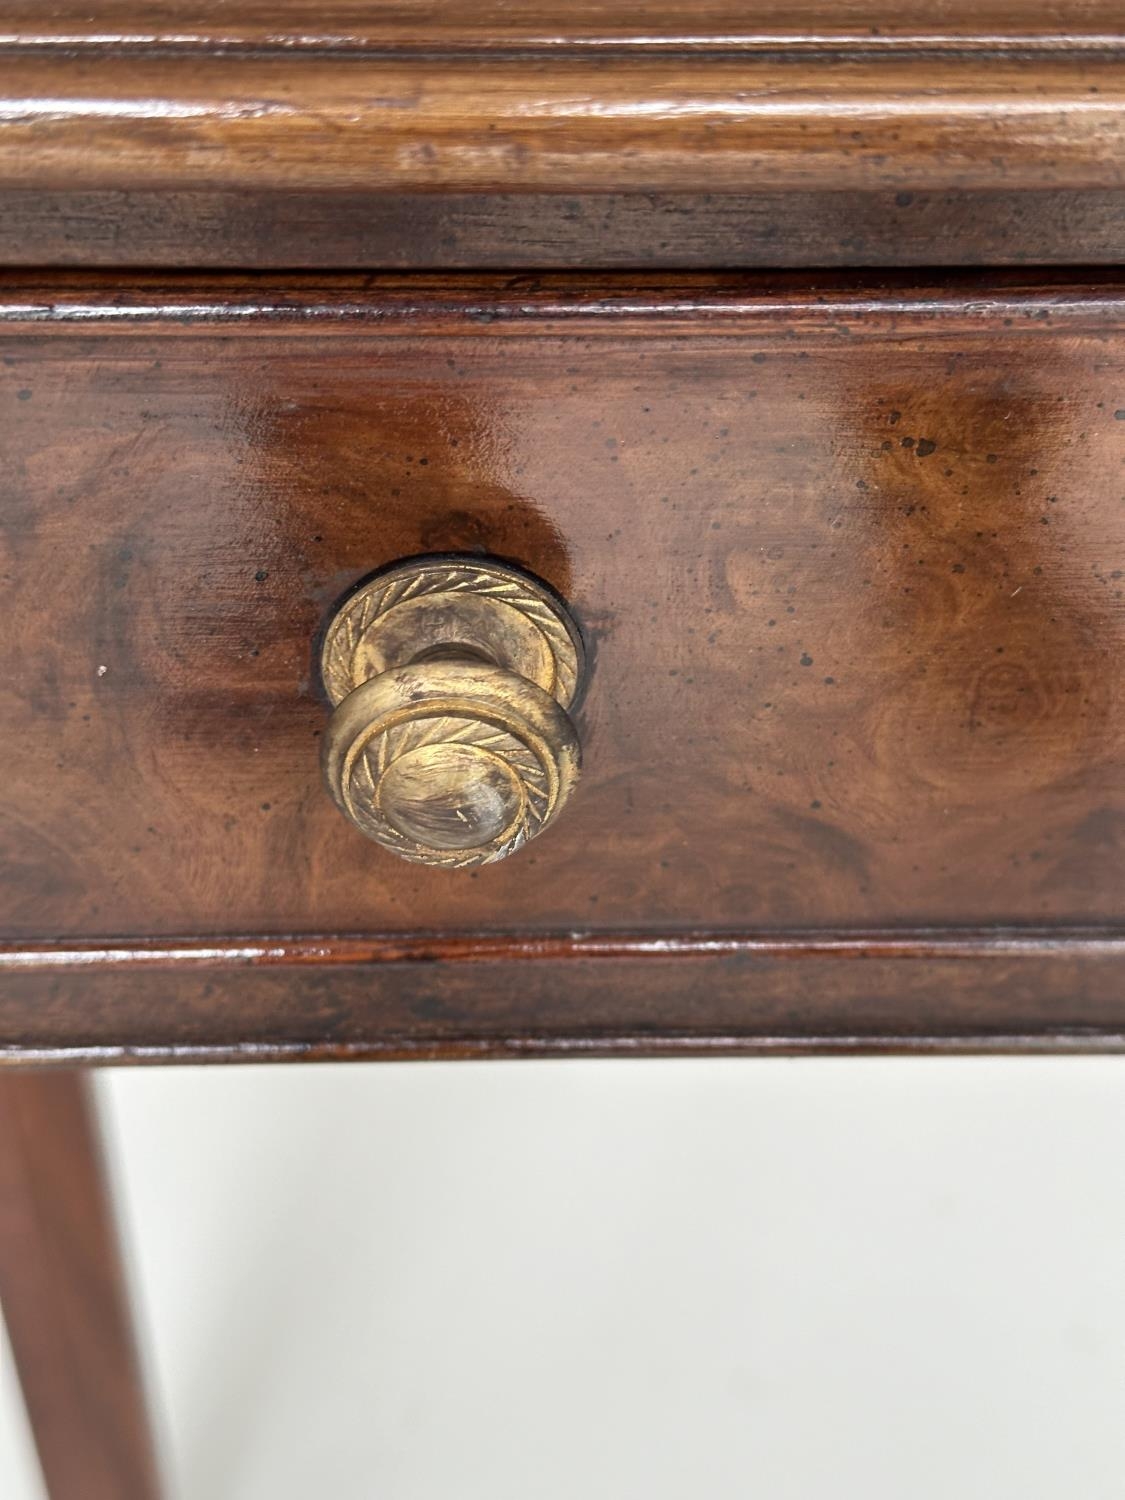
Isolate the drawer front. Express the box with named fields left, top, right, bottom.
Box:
left=1, top=275, right=1124, bottom=1055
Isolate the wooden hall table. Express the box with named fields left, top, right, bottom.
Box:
left=0, top=3, right=1123, bottom=1494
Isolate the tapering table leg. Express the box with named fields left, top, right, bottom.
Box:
left=0, top=1070, right=162, bottom=1500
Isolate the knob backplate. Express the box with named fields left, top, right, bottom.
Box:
left=321, top=557, right=583, bottom=710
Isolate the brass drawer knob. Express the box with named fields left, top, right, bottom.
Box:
left=320, top=558, right=585, bottom=868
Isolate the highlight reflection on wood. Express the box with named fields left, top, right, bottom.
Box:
left=0, top=272, right=1124, bottom=1055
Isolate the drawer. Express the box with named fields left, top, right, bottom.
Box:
left=2, top=273, right=1124, bottom=1056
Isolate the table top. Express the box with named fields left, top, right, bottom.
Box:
left=5, top=0, right=1123, bottom=49
left=4, top=2, right=1122, bottom=268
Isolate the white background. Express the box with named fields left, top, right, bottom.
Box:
left=3, top=1058, right=1125, bottom=1498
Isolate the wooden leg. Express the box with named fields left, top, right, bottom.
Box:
left=0, top=1070, right=162, bottom=1500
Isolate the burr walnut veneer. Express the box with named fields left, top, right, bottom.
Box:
left=1, top=272, right=1124, bottom=1059
left=1, top=7, right=1124, bottom=1497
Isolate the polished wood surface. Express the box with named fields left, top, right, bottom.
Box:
left=2, top=3, right=1122, bottom=268
left=0, top=272, right=1123, bottom=1055
left=0, top=1071, right=163, bottom=1498
left=4, top=54, right=1120, bottom=197
left=4, top=0, right=1122, bottom=49
left=1, top=20, right=1118, bottom=1499
left=0, top=271, right=1121, bottom=935
left=2, top=932, right=1125, bottom=1062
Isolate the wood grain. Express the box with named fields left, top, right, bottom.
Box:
left=7, top=929, right=1123, bottom=968
left=2, top=937, right=1125, bottom=1061
left=2, top=53, right=1120, bottom=198
left=1, top=272, right=1124, bottom=1054
left=4, top=0, right=1123, bottom=51
left=1, top=270, right=1123, bottom=932
left=0, top=1071, right=163, bottom=1498
left=4, top=189, right=1122, bottom=271
left=4, top=2, right=1121, bottom=268
left=1, top=267, right=1121, bottom=328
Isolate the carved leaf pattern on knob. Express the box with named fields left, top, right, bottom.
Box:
left=321, top=560, right=580, bottom=709
left=342, top=708, right=555, bottom=869
left=319, top=558, right=585, bottom=869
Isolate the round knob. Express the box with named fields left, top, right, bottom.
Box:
left=319, top=558, right=584, bottom=868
